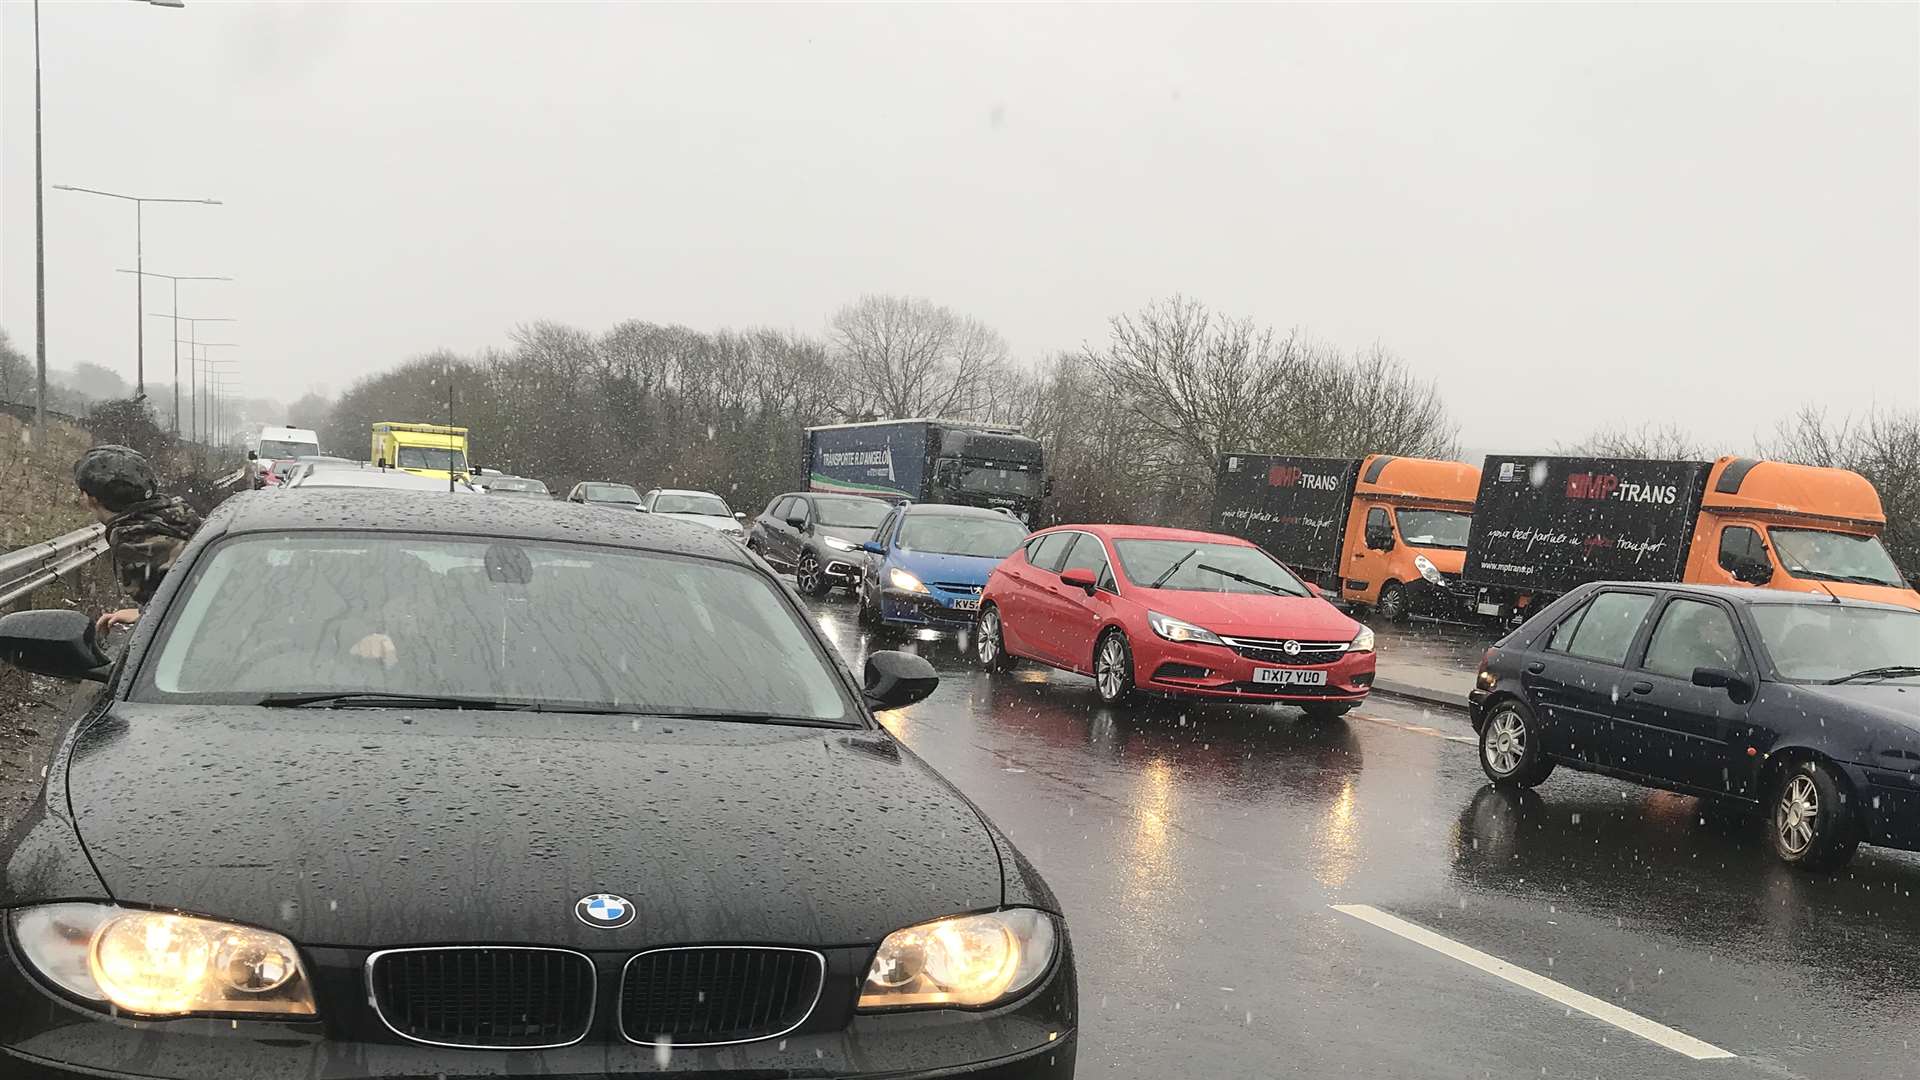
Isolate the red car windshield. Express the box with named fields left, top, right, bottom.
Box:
left=1112, top=539, right=1309, bottom=597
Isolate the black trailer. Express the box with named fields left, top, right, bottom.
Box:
left=1211, top=454, right=1361, bottom=587
left=1461, top=455, right=1711, bottom=618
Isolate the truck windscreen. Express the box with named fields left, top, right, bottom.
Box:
left=954, top=463, right=1039, bottom=498
left=397, top=447, right=469, bottom=473
left=260, top=440, right=320, bottom=460
left=1769, top=529, right=1906, bottom=588
left=1396, top=509, right=1471, bottom=549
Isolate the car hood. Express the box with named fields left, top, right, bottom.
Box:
left=68, top=706, right=1003, bottom=949
left=1142, top=590, right=1360, bottom=640
left=657, top=512, right=740, bottom=532
left=1777, top=681, right=1920, bottom=727
left=894, top=549, right=1004, bottom=586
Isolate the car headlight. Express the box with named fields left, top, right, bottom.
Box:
left=823, top=535, right=858, bottom=552
left=1350, top=625, right=1375, bottom=653
left=858, top=909, right=1057, bottom=1010
left=1413, top=554, right=1445, bottom=585
left=1147, top=610, right=1224, bottom=646
left=889, top=567, right=928, bottom=593
left=9, top=904, right=316, bottom=1018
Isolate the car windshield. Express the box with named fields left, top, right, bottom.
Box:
left=953, top=463, right=1040, bottom=498
left=583, top=483, right=641, bottom=503
left=486, top=477, right=547, bottom=493
left=1749, top=604, right=1920, bottom=683
left=653, top=493, right=731, bottom=517
left=1113, top=539, right=1310, bottom=596
left=898, top=514, right=1028, bottom=558
left=259, top=439, right=319, bottom=460
left=813, top=496, right=892, bottom=528
left=395, top=446, right=468, bottom=473
left=139, top=533, right=854, bottom=722
left=1768, top=528, right=1906, bottom=588
left=1396, top=509, right=1471, bottom=549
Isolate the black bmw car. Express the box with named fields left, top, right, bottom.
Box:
left=0, top=491, right=1076, bottom=1079
left=1470, top=580, right=1920, bottom=869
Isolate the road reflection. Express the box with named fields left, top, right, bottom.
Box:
left=1452, top=785, right=1920, bottom=997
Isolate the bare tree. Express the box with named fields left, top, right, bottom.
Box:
left=1764, top=406, right=1920, bottom=576
left=1559, top=421, right=1719, bottom=460
left=0, top=329, right=29, bottom=405
left=829, top=295, right=1008, bottom=419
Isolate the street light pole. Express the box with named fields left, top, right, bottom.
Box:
left=117, top=269, right=228, bottom=431
left=148, top=313, right=233, bottom=439
left=60, top=190, right=222, bottom=397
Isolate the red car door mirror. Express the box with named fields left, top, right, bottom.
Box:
left=1060, top=567, right=1098, bottom=594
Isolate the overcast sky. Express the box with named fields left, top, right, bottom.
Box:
left=3, top=2, right=1915, bottom=454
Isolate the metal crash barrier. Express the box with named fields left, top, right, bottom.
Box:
left=0, top=525, right=109, bottom=609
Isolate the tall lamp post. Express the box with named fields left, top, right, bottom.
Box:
left=149, top=313, right=234, bottom=439
left=202, top=359, right=238, bottom=447
left=183, top=342, right=236, bottom=444
left=57, top=188, right=221, bottom=398
left=29, top=0, right=187, bottom=436
left=117, top=269, right=229, bottom=431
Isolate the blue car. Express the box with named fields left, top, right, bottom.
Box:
left=857, top=504, right=1032, bottom=631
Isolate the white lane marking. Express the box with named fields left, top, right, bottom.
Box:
left=1331, top=904, right=1736, bottom=1061
left=1353, top=711, right=1478, bottom=745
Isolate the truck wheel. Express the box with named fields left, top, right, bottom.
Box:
left=797, top=551, right=830, bottom=597
left=1375, top=581, right=1410, bottom=623
left=1770, top=759, right=1860, bottom=870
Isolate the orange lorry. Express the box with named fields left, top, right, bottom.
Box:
left=1212, top=453, right=1482, bottom=621
left=1461, top=455, right=1919, bottom=620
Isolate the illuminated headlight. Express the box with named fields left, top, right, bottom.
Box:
left=823, top=536, right=858, bottom=552
left=889, top=567, right=929, bottom=593
left=10, top=904, right=315, bottom=1017
left=1350, top=625, right=1376, bottom=653
left=858, top=909, right=1057, bottom=1010
left=1413, top=554, right=1445, bottom=585
left=1147, top=610, right=1224, bottom=646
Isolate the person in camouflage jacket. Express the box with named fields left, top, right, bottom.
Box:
left=73, top=445, right=204, bottom=637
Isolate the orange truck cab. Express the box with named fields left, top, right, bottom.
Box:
left=1339, top=454, right=1481, bottom=621
left=1461, top=454, right=1919, bottom=621
left=1683, top=457, right=1918, bottom=610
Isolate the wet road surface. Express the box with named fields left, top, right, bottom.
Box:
left=805, top=595, right=1920, bottom=1080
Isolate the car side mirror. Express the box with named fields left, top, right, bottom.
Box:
left=861, top=541, right=885, bottom=555
left=786, top=516, right=807, bottom=530
left=1059, top=567, right=1098, bottom=594
left=0, top=610, right=111, bottom=683
left=863, top=650, right=938, bottom=711
left=1730, top=559, right=1773, bottom=585
left=734, top=512, right=747, bottom=521
left=1691, top=666, right=1753, bottom=703
left=635, top=505, right=650, bottom=513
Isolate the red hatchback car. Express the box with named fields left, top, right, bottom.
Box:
left=975, top=524, right=1376, bottom=718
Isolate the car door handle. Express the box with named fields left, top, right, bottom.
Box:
left=1526, top=662, right=1545, bottom=674
left=1631, top=681, right=1654, bottom=695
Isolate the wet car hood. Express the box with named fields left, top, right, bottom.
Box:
left=68, top=706, right=1003, bottom=949
left=893, top=549, right=1003, bottom=586
left=1776, top=681, right=1920, bottom=729
left=1143, top=590, right=1360, bottom=640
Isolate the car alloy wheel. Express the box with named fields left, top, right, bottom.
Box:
left=797, top=552, right=825, bottom=596
left=1094, top=632, right=1133, bottom=704
left=1775, top=773, right=1819, bottom=857
left=1483, top=709, right=1526, bottom=777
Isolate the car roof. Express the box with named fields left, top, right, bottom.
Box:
left=291, top=469, right=473, bottom=491
left=1578, top=580, right=1916, bottom=612
left=1050, top=523, right=1253, bottom=545
left=900, top=503, right=1020, bottom=520
left=207, top=488, right=752, bottom=564
left=654, top=488, right=723, bottom=498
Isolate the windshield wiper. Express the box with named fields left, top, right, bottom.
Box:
left=1826, top=666, right=1920, bottom=685
left=1789, top=569, right=1900, bottom=588
left=1150, top=548, right=1200, bottom=588
left=256, top=692, right=538, bottom=710
left=1195, top=563, right=1302, bottom=597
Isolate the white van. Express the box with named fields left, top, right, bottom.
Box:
left=251, top=426, right=321, bottom=465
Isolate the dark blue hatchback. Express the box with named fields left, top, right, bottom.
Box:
left=855, top=505, right=1030, bottom=633
left=1469, top=581, right=1920, bottom=869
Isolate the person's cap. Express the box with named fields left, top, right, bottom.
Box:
left=73, top=444, right=158, bottom=499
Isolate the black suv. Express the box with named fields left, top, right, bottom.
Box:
left=748, top=491, right=892, bottom=596
left=1470, top=581, right=1920, bottom=869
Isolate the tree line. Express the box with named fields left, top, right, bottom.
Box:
left=313, top=295, right=1458, bottom=528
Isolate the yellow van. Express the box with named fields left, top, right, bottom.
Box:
left=371, top=422, right=471, bottom=482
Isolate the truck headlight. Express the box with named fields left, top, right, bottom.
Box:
left=1147, top=610, right=1225, bottom=646
left=858, top=909, right=1057, bottom=1010
left=1413, top=554, right=1445, bottom=585
left=10, top=904, right=316, bottom=1017
left=889, top=567, right=929, bottom=593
